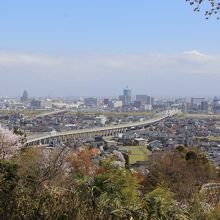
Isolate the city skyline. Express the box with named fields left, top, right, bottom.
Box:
left=2, top=89, right=220, bottom=101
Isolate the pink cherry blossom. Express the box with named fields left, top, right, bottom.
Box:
left=0, top=127, right=22, bottom=160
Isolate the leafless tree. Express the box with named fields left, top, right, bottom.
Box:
left=186, top=0, right=220, bottom=19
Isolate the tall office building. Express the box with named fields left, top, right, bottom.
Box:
left=103, top=98, right=109, bottom=106
left=201, top=101, right=208, bottom=112
left=84, top=97, right=98, bottom=108
left=191, top=97, right=205, bottom=111
left=150, top=97, right=155, bottom=106
left=30, top=99, right=41, bottom=109
left=136, top=95, right=151, bottom=105
left=213, top=96, right=220, bottom=113
left=123, top=87, right=132, bottom=105
left=21, top=90, right=28, bottom=102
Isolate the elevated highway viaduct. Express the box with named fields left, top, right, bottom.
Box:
left=25, top=110, right=179, bottom=146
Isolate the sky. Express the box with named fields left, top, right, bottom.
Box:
left=0, top=0, right=220, bottom=97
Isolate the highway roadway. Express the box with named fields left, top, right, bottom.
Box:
left=26, top=109, right=179, bottom=145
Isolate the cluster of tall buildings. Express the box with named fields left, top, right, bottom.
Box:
left=135, top=95, right=154, bottom=109
left=81, top=88, right=153, bottom=111
left=118, top=87, right=153, bottom=110
left=8, top=89, right=220, bottom=114
left=183, top=97, right=220, bottom=113
left=190, top=98, right=208, bottom=112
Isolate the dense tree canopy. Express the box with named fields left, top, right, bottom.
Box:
left=0, top=127, right=220, bottom=219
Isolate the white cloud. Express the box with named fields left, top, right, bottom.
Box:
left=0, top=50, right=220, bottom=96
left=0, top=52, right=58, bottom=65
left=179, top=50, right=214, bottom=63
left=0, top=50, right=219, bottom=75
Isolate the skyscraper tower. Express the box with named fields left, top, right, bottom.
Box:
left=21, top=90, right=28, bottom=102
left=123, top=87, right=131, bottom=105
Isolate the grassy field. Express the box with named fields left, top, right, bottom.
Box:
left=21, top=110, right=49, bottom=117
left=179, top=113, right=220, bottom=120
left=0, top=109, right=49, bottom=117
left=196, top=136, right=220, bottom=142
left=0, top=109, right=155, bottom=118
left=207, top=136, right=220, bottom=142
left=0, top=110, right=15, bottom=116
left=119, top=145, right=150, bottom=164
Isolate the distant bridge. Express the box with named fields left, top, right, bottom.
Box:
left=26, top=110, right=69, bottom=119
left=25, top=109, right=179, bottom=146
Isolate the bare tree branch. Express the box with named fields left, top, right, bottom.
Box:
left=186, top=0, right=220, bottom=19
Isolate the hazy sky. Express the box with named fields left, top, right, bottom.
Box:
left=0, top=0, right=220, bottom=97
